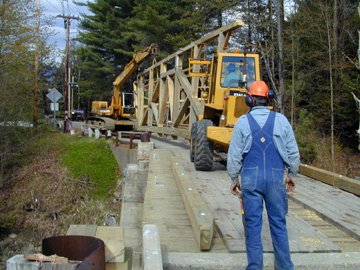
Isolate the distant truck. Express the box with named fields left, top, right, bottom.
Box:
left=134, top=20, right=262, bottom=170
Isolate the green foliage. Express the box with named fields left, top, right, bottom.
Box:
left=73, top=0, right=360, bottom=154
left=76, top=0, right=136, bottom=101
left=295, top=110, right=318, bottom=164
left=284, top=0, right=360, bottom=149
left=0, top=0, right=56, bottom=174
left=74, top=0, right=236, bottom=101
left=0, top=0, right=35, bottom=120
left=129, top=0, right=199, bottom=54
left=61, top=137, right=120, bottom=199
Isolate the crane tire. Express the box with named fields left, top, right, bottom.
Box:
left=194, top=119, right=214, bottom=171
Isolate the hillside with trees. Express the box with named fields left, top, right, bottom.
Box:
left=0, top=0, right=359, bottom=183
left=0, top=0, right=360, bottom=267
left=74, top=0, right=360, bottom=175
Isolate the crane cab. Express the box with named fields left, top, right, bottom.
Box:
left=204, top=52, right=261, bottom=128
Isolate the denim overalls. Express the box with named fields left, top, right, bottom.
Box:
left=241, top=111, right=294, bottom=270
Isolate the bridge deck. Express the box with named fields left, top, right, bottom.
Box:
left=147, top=136, right=360, bottom=254
left=143, top=149, right=226, bottom=252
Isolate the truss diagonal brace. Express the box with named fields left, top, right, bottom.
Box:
left=175, top=70, right=203, bottom=117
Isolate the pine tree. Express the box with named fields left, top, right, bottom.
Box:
left=76, top=0, right=136, bottom=101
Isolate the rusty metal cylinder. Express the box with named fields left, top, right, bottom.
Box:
left=42, top=235, right=105, bottom=270
left=140, top=132, right=151, bottom=142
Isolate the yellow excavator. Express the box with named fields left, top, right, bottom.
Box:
left=86, top=44, right=158, bottom=130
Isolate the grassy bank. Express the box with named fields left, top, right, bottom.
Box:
left=61, top=136, right=120, bottom=199
left=0, top=131, right=121, bottom=268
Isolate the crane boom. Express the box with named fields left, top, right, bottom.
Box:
left=88, top=44, right=157, bottom=131
left=110, top=44, right=158, bottom=117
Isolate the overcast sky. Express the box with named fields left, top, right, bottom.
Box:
left=41, top=0, right=90, bottom=53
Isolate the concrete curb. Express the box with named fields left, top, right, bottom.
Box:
left=163, top=252, right=360, bottom=270
left=143, top=224, right=163, bottom=270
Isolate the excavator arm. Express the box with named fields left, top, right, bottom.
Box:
left=110, top=44, right=158, bottom=117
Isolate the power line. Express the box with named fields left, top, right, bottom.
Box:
left=43, top=0, right=63, bottom=14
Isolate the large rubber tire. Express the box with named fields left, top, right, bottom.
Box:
left=190, top=123, right=197, bottom=162
left=194, top=120, right=214, bottom=171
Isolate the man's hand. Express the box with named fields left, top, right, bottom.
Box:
left=230, top=182, right=241, bottom=197
left=285, top=176, right=295, bottom=192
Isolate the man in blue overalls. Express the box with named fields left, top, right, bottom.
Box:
left=227, top=81, right=300, bottom=270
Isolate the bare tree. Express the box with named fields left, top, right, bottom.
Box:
left=352, top=92, right=360, bottom=151
left=276, top=0, right=285, bottom=113
left=320, top=1, right=335, bottom=172
left=358, top=3, right=360, bottom=69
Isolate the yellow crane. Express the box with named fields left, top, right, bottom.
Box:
left=87, top=44, right=158, bottom=130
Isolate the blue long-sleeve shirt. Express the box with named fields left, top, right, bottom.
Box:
left=227, top=106, right=300, bottom=183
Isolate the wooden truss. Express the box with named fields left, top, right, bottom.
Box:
left=134, top=20, right=244, bottom=139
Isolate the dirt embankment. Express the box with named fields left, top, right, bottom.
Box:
left=0, top=142, right=121, bottom=269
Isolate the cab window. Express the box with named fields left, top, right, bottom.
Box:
left=221, top=56, right=256, bottom=88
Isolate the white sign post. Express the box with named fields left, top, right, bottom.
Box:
left=46, top=88, right=63, bottom=128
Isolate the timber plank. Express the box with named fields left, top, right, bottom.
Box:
left=66, top=224, right=97, bottom=236
left=143, top=149, right=199, bottom=252
left=170, top=147, right=341, bottom=253
left=96, top=226, right=125, bottom=263
left=290, top=174, right=360, bottom=240
left=148, top=137, right=358, bottom=255
left=172, top=161, right=214, bottom=251
left=300, top=164, right=360, bottom=196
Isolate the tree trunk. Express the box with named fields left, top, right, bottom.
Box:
left=291, top=27, right=295, bottom=126
left=269, top=0, right=276, bottom=85
left=323, top=2, right=335, bottom=172
left=0, top=154, right=3, bottom=189
left=276, top=0, right=285, bottom=113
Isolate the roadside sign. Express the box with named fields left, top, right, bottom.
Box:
left=50, top=103, right=59, bottom=111
left=47, top=88, right=62, bottom=129
left=47, top=88, right=62, bottom=103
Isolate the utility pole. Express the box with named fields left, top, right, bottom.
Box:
left=33, top=0, right=40, bottom=128
left=66, top=16, right=70, bottom=119
left=57, top=14, right=79, bottom=124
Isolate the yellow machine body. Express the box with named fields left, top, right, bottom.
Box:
left=203, top=52, right=261, bottom=146
left=90, top=44, right=157, bottom=129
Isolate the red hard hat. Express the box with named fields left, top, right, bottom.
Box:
left=248, top=81, right=269, bottom=97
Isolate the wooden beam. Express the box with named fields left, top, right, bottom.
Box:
left=180, top=113, right=189, bottom=126
left=147, top=104, right=152, bottom=127
left=175, top=70, right=203, bottom=117
left=191, top=45, right=200, bottom=97
left=159, top=78, right=168, bottom=125
left=137, top=126, right=190, bottom=139
left=299, top=164, right=360, bottom=196
left=141, top=108, right=148, bottom=126
left=173, top=99, right=190, bottom=127
left=172, top=161, right=214, bottom=250
left=173, top=57, right=182, bottom=122
left=151, top=80, right=160, bottom=102
left=140, top=20, right=244, bottom=73
left=160, top=68, right=176, bottom=79
left=150, top=102, right=159, bottom=125
left=67, top=224, right=97, bottom=236
left=168, top=76, right=175, bottom=121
